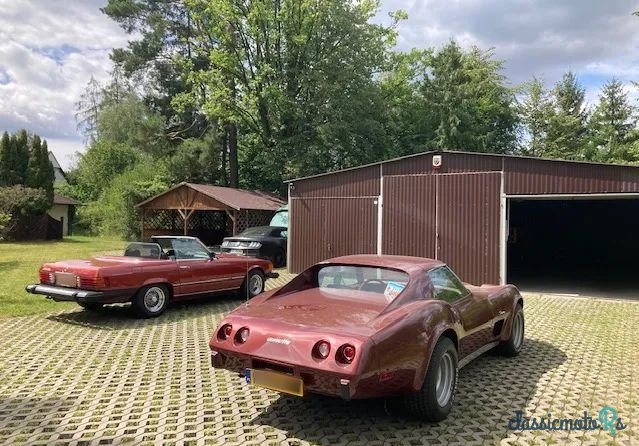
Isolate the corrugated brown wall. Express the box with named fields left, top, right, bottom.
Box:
left=437, top=173, right=501, bottom=285
left=291, top=165, right=380, bottom=198
left=289, top=197, right=378, bottom=272
left=504, top=157, right=639, bottom=194
left=383, top=152, right=502, bottom=175
left=382, top=175, right=437, bottom=258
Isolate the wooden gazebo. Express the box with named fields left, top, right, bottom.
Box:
left=136, top=183, right=285, bottom=246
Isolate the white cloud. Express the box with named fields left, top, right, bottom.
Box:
left=1, top=0, right=638, bottom=171
left=377, top=0, right=639, bottom=86
left=0, top=0, right=128, bottom=168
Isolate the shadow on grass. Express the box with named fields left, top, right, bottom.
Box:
left=250, top=339, right=567, bottom=445
left=46, top=292, right=245, bottom=330
left=0, top=261, right=19, bottom=272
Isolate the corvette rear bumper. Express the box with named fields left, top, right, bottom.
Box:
left=25, top=284, right=135, bottom=303
left=210, top=350, right=372, bottom=400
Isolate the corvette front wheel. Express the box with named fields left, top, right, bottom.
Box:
left=399, top=337, right=458, bottom=422
left=133, top=284, right=169, bottom=318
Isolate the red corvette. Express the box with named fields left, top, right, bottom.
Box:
left=26, top=236, right=278, bottom=317
left=209, top=255, right=524, bottom=421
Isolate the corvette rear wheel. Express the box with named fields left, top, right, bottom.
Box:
left=133, top=284, right=169, bottom=318
left=497, top=303, right=524, bottom=356
left=241, top=270, right=265, bottom=298
left=399, top=337, right=458, bottom=422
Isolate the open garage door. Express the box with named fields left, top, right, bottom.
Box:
left=507, top=197, right=639, bottom=298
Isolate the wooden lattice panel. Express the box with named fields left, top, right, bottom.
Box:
left=236, top=210, right=275, bottom=234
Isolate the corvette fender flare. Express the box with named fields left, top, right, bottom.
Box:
left=412, top=320, right=460, bottom=391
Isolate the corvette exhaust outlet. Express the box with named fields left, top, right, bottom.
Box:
left=340, top=379, right=351, bottom=401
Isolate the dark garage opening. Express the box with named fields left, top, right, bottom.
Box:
left=507, top=198, right=639, bottom=298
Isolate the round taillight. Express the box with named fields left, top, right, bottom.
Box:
left=218, top=324, right=233, bottom=340
left=339, top=344, right=356, bottom=363
left=314, top=340, right=331, bottom=359
left=236, top=327, right=250, bottom=344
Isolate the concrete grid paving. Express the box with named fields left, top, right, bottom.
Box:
left=0, top=271, right=637, bottom=445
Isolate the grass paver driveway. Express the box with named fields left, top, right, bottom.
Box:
left=0, top=272, right=637, bottom=446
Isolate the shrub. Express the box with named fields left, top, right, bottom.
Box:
left=77, top=159, right=169, bottom=240
left=0, top=185, right=50, bottom=216
left=0, top=212, right=10, bottom=240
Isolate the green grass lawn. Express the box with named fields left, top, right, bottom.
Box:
left=0, top=236, right=124, bottom=317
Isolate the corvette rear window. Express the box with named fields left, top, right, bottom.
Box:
left=317, top=265, right=409, bottom=301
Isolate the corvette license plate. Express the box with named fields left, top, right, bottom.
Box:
left=231, top=249, right=245, bottom=255
left=245, top=368, right=304, bottom=396
left=55, top=272, right=77, bottom=288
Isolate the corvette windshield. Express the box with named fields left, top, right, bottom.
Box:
left=317, top=265, right=409, bottom=302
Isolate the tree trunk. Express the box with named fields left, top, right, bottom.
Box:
left=227, top=123, right=238, bottom=188
left=220, top=129, right=228, bottom=186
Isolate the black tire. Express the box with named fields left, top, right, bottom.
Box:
left=78, top=302, right=104, bottom=311
left=398, top=337, right=458, bottom=422
left=132, top=284, right=170, bottom=318
left=272, top=250, right=286, bottom=268
left=240, top=270, right=265, bottom=298
left=497, top=304, right=524, bottom=357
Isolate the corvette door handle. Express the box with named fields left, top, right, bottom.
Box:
left=180, top=266, right=190, bottom=269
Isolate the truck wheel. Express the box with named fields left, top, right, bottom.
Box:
left=241, top=270, right=264, bottom=298
left=133, top=284, right=169, bottom=318
left=399, top=337, right=458, bottom=422
left=497, top=304, right=524, bottom=357
left=78, top=302, right=103, bottom=311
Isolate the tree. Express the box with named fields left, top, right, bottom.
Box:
left=545, top=71, right=588, bottom=159
left=0, top=132, right=12, bottom=186
left=181, top=0, right=401, bottom=190
left=518, top=78, right=552, bottom=157
left=25, top=135, right=54, bottom=202
left=97, top=95, right=169, bottom=157
left=71, top=140, right=140, bottom=202
left=15, top=129, right=29, bottom=183
left=587, top=78, right=637, bottom=162
left=75, top=76, right=104, bottom=144
left=0, top=132, right=20, bottom=186
left=380, top=42, right=518, bottom=156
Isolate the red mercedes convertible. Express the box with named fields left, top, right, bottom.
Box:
left=26, top=236, right=278, bottom=317
left=209, top=255, right=524, bottom=421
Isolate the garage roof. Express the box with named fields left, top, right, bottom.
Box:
left=136, top=182, right=284, bottom=212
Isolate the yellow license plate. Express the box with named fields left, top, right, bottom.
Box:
left=246, top=368, right=304, bottom=396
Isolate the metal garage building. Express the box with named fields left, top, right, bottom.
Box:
left=286, top=151, right=639, bottom=293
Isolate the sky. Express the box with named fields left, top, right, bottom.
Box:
left=0, top=0, right=638, bottom=170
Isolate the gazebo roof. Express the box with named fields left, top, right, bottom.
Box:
left=136, top=182, right=284, bottom=212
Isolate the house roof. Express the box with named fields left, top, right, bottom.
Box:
left=136, top=182, right=285, bottom=211
left=53, top=194, right=80, bottom=206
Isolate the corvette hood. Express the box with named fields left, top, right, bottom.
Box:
left=231, top=288, right=387, bottom=335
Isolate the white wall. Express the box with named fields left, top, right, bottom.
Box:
left=47, top=204, right=69, bottom=236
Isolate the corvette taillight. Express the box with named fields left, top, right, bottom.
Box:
left=313, top=340, right=331, bottom=359
left=218, top=324, right=233, bottom=340
left=235, top=327, right=250, bottom=344
left=337, top=344, right=356, bottom=364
